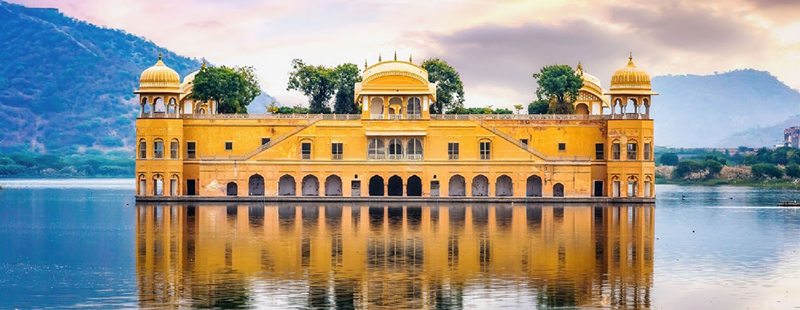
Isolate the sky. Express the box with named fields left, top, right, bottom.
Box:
left=9, top=0, right=800, bottom=109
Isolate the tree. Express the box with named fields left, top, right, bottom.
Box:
left=528, top=99, right=549, bottom=115
left=532, top=65, right=583, bottom=114
left=673, top=160, right=704, bottom=179
left=513, top=104, right=524, bottom=114
left=190, top=66, right=261, bottom=114
left=751, top=163, right=783, bottom=179
left=287, top=59, right=336, bottom=114
left=660, top=153, right=679, bottom=166
left=332, top=63, right=362, bottom=114
left=421, top=58, right=465, bottom=114
left=786, top=164, right=800, bottom=178
left=704, top=159, right=723, bottom=177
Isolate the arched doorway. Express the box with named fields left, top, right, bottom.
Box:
left=553, top=183, right=565, bottom=197
left=471, top=175, right=489, bottom=196
left=575, top=103, right=589, bottom=115
left=152, top=175, right=163, bottom=196
left=388, top=175, right=403, bottom=196
left=496, top=175, right=513, bottom=196
left=449, top=175, right=466, bottom=196
left=325, top=175, right=343, bottom=196
left=248, top=174, right=265, bottom=196
left=302, top=175, right=319, bottom=196
left=226, top=182, right=238, bottom=196
left=369, top=175, right=384, bottom=196
left=526, top=175, right=543, bottom=197
left=278, top=175, right=296, bottom=196
left=407, top=175, right=422, bottom=196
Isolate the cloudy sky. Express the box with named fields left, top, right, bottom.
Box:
left=10, top=0, right=800, bottom=108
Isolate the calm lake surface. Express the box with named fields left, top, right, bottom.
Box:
left=1, top=179, right=799, bottom=309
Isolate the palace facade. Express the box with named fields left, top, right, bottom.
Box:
left=135, top=54, right=656, bottom=199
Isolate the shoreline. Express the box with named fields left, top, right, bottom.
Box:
left=658, top=178, right=800, bottom=189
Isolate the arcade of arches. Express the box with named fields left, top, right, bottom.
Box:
left=205, top=172, right=647, bottom=198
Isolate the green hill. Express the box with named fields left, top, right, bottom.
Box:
left=0, top=1, right=274, bottom=156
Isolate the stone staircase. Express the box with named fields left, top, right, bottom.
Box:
left=473, top=120, right=590, bottom=162
left=200, top=115, right=323, bottom=161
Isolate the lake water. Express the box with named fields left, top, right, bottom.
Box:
left=1, top=179, right=799, bottom=309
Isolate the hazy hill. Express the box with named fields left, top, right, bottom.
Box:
left=0, top=1, right=274, bottom=155
left=719, top=116, right=800, bottom=147
left=650, top=69, right=800, bottom=148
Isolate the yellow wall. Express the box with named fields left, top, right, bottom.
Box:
left=135, top=116, right=654, bottom=198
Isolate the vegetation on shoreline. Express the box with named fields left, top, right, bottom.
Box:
left=0, top=151, right=133, bottom=177
left=656, top=146, right=800, bottom=187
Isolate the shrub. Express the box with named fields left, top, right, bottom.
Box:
left=786, top=164, right=800, bottom=179
left=660, top=153, right=679, bottom=166
left=673, top=160, right=705, bottom=179
left=704, top=159, right=723, bottom=177
left=751, top=163, right=784, bottom=180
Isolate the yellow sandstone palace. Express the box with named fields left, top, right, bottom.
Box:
left=135, top=54, right=656, bottom=200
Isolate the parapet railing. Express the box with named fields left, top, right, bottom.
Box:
left=138, top=113, right=648, bottom=120
left=430, top=114, right=649, bottom=120
left=138, top=113, right=362, bottom=120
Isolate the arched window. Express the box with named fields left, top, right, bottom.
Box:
left=388, top=138, right=403, bottom=159
left=612, top=140, right=621, bottom=160
left=138, top=174, right=146, bottom=196
left=170, top=139, right=179, bottom=159
left=388, top=97, right=403, bottom=118
left=368, top=139, right=385, bottom=159
left=141, top=98, right=149, bottom=116
left=152, top=174, right=163, bottom=196
left=168, top=98, right=177, bottom=114
left=553, top=183, right=564, bottom=197
left=627, top=140, right=638, bottom=160
left=370, top=97, right=384, bottom=119
left=153, top=138, right=164, bottom=159
left=170, top=174, right=179, bottom=196
left=407, top=97, right=421, bottom=118
left=154, top=98, right=166, bottom=113
left=407, top=138, right=423, bottom=160
left=138, top=139, right=147, bottom=159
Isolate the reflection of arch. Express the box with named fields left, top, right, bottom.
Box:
left=370, top=97, right=384, bottom=115
left=495, top=175, right=513, bottom=197
left=369, top=175, right=384, bottom=196
left=249, top=174, right=265, bottom=196
left=301, top=175, right=319, bottom=196
left=278, top=174, right=296, bottom=196
left=449, top=175, right=466, bottom=197
left=553, top=183, right=565, bottom=197
left=226, top=182, right=238, bottom=196
left=388, top=175, right=403, bottom=196
left=407, top=175, right=422, bottom=196
left=526, top=175, right=543, bottom=197
left=471, top=175, right=489, bottom=197
left=575, top=103, right=589, bottom=115
left=325, top=175, right=343, bottom=196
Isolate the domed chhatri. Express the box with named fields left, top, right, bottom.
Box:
left=139, top=54, right=181, bottom=91
left=608, top=54, right=658, bottom=95
left=573, top=62, right=609, bottom=115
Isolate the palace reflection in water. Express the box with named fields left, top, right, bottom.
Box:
left=136, top=203, right=654, bottom=309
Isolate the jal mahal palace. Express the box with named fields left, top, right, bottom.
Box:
left=134, top=54, right=657, bottom=201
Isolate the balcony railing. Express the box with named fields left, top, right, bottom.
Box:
left=430, top=114, right=650, bottom=120
left=138, top=113, right=362, bottom=120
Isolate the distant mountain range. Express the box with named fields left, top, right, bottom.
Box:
left=1, top=1, right=798, bottom=155
left=650, top=69, right=800, bottom=148
left=0, top=1, right=274, bottom=155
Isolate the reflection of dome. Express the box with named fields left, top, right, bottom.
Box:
left=609, top=54, right=654, bottom=93
left=139, top=54, right=181, bottom=89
